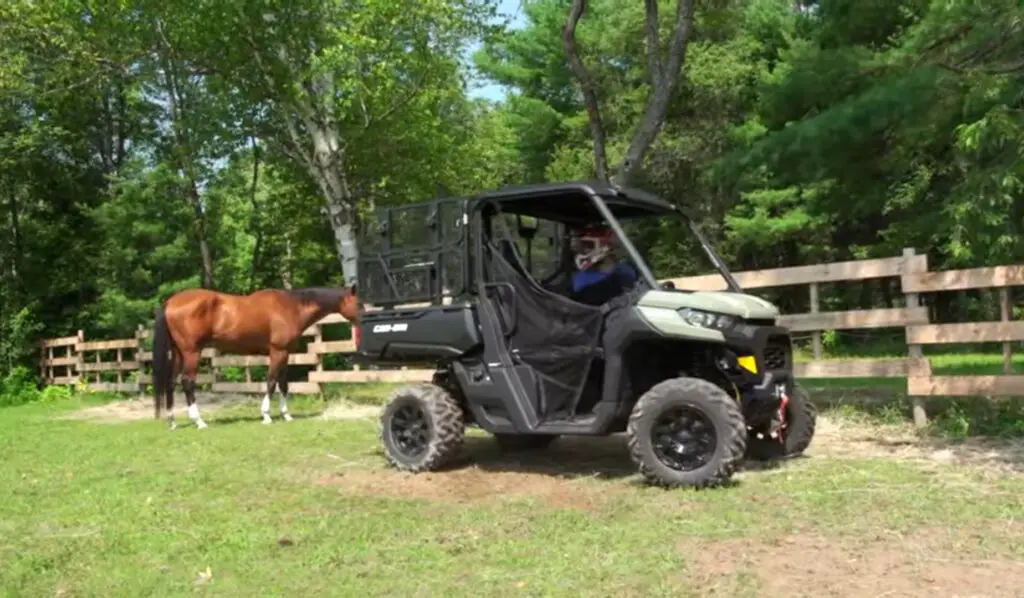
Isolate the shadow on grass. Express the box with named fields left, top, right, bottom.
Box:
left=371, top=433, right=795, bottom=488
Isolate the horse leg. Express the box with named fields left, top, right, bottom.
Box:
left=167, top=348, right=183, bottom=430
left=181, top=348, right=208, bottom=429
left=261, top=348, right=290, bottom=424
left=277, top=362, right=293, bottom=422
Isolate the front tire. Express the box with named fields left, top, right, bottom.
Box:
left=380, top=384, right=465, bottom=472
left=627, top=377, right=747, bottom=488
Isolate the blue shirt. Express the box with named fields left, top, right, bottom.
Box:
left=571, top=263, right=638, bottom=293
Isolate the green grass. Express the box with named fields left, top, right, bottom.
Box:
left=1, top=392, right=1023, bottom=597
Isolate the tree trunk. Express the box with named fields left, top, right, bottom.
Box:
left=247, top=137, right=263, bottom=293
left=184, top=179, right=215, bottom=289
left=280, top=234, right=294, bottom=289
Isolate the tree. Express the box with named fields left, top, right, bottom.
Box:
left=562, top=0, right=696, bottom=185
left=171, top=0, right=499, bottom=285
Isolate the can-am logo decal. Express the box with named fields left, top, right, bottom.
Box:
left=372, top=323, right=408, bottom=333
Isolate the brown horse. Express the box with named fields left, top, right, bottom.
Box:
left=151, top=285, right=361, bottom=429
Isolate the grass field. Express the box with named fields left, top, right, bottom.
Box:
left=2, top=385, right=1023, bottom=597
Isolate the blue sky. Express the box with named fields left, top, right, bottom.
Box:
left=465, top=0, right=528, bottom=102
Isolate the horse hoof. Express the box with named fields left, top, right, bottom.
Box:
left=262, top=417, right=273, bottom=425
left=282, top=413, right=293, bottom=422
left=196, top=420, right=208, bottom=430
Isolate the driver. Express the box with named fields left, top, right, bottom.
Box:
left=568, top=225, right=638, bottom=306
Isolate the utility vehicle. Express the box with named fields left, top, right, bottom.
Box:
left=354, top=181, right=816, bottom=488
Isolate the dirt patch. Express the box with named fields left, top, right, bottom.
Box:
left=60, top=392, right=249, bottom=424
left=318, top=465, right=611, bottom=511
left=320, top=401, right=382, bottom=421
left=807, top=416, right=1024, bottom=475
left=315, top=434, right=638, bottom=510
left=686, top=526, right=1024, bottom=597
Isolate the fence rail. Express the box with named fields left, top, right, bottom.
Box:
left=39, top=247, right=1023, bottom=426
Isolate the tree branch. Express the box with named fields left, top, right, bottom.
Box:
left=616, top=0, right=694, bottom=186
left=363, top=72, right=430, bottom=131
left=562, top=0, right=609, bottom=182
left=644, top=0, right=662, bottom=88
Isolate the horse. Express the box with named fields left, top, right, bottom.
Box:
left=151, top=285, right=361, bottom=429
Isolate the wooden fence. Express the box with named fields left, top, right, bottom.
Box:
left=39, top=248, right=1023, bottom=426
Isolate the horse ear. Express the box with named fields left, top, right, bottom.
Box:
left=349, top=283, right=357, bottom=296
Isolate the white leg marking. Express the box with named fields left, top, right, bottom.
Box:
left=279, top=394, right=293, bottom=422
left=261, top=394, right=273, bottom=425
left=167, top=409, right=177, bottom=431
left=188, top=403, right=208, bottom=430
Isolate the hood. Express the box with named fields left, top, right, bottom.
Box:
left=638, top=289, right=780, bottom=320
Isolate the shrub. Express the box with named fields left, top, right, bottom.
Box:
left=0, top=366, right=42, bottom=407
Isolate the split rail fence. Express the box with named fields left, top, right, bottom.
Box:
left=40, top=247, right=1023, bottom=426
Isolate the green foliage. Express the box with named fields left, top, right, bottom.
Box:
left=1, top=0, right=1022, bottom=399
left=0, top=366, right=41, bottom=407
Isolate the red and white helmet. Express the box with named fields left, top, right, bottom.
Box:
left=571, top=225, right=614, bottom=270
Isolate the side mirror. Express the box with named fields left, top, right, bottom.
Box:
left=660, top=281, right=676, bottom=290
left=516, top=215, right=539, bottom=239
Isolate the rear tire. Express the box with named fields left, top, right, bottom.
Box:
left=493, top=433, right=559, bottom=451
left=380, top=384, right=465, bottom=472
left=746, top=384, right=817, bottom=461
left=626, top=377, right=747, bottom=488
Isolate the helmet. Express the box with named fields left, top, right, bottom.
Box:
left=571, top=225, right=614, bottom=270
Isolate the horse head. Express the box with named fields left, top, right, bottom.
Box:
left=339, top=284, right=362, bottom=322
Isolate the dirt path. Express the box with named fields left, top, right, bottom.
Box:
left=64, top=395, right=1024, bottom=475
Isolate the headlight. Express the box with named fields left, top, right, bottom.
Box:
left=678, top=307, right=736, bottom=330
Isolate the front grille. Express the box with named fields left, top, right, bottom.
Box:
left=761, top=335, right=792, bottom=370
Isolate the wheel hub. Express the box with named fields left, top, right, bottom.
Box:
left=389, top=403, right=430, bottom=458
left=651, top=407, right=717, bottom=472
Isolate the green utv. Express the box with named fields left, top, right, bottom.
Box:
left=354, top=182, right=816, bottom=488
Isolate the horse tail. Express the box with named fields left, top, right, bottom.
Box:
left=152, top=302, right=174, bottom=420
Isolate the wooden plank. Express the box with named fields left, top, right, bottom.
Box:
left=666, top=254, right=928, bottom=291
left=137, top=374, right=214, bottom=386
left=51, top=376, right=79, bottom=385
left=211, top=353, right=319, bottom=367
left=795, top=359, right=911, bottom=378
left=307, top=340, right=357, bottom=354
left=41, top=335, right=79, bottom=348
left=908, top=375, right=1024, bottom=397
left=79, top=361, right=140, bottom=372
left=88, top=382, right=141, bottom=393
left=308, top=369, right=434, bottom=383
left=902, top=265, right=1024, bottom=293
left=42, top=356, right=78, bottom=367
left=78, top=339, right=138, bottom=351
left=779, top=307, right=929, bottom=332
left=137, top=348, right=217, bottom=362
left=906, top=321, right=1024, bottom=344
left=212, top=381, right=321, bottom=395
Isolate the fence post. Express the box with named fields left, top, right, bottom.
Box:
left=809, top=282, right=822, bottom=360
left=902, top=248, right=927, bottom=427
left=75, top=330, right=85, bottom=387
left=136, top=325, right=146, bottom=398
left=1000, top=287, right=1012, bottom=375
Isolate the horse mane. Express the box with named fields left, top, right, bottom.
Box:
left=285, top=287, right=349, bottom=311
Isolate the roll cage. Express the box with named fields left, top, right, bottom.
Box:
left=355, top=181, right=742, bottom=309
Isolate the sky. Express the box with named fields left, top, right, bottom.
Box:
left=465, top=0, right=528, bottom=103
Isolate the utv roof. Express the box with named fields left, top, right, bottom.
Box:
left=472, top=180, right=678, bottom=225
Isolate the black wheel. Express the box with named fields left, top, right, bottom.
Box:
left=379, top=384, right=465, bottom=472
left=746, top=384, right=817, bottom=461
left=626, top=376, right=747, bottom=488
left=493, top=433, right=559, bottom=451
